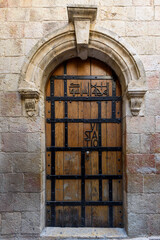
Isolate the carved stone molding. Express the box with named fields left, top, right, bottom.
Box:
left=19, top=89, right=39, bottom=117
left=127, top=89, right=146, bottom=116
left=67, top=6, right=97, bottom=60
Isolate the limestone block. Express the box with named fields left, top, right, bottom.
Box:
left=155, top=37, right=160, bottom=54
left=3, top=173, right=24, bottom=192
left=155, top=0, right=160, bottom=4
left=141, top=56, right=160, bottom=72
left=155, top=6, right=160, bottom=19
left=126, top=22, right=148, bottom=36
left=24, top=39, right=39, bottom=55
left=20, top=0, right=32, bottom=7
left=140, top=134, right=152, bottom=154
left=1, top=212, right=21, bottom=235
left=148, top=21, right=160, bottom=35
left=0, top=117, right=9, bottom=132
left=0, top=174, right=4, bottom=192
left=146, top=71, right=160, bottom=90
left=156, top=116, right=160, bottom=132
left=128, top=194, right=157, bottom=214
left=30, top=7, right=67, bottom=21
left=147, top=214, right=160, bottom=235
left=4, top=39, right=24, bottom=56
left=2, top=74, right=19, bottom=91
left=127, top=174, right=143, bottom=193
left=0, top=153, right=13, bottom=173
left=0, top=9, right=5, bottom=22
left=126, top=134, right=140, bottom=153
left=144, top=175, right=160, bottom=193
left=98, top=20, right=125, bottom=36
left=127, top=213, right=147, bottom=236
left=100, top=7, right=135, bottom=21
left=126, top=116, right=155, bottom=134
left=113, top=0, right=132, bottom=5
left=1, top=133, right=28, bottom=152
left=42, top=21, right=67, bottom=36
left=125, top=36, right=155, bottom=55
left=133, top=0, right=152, bottom=5
left=24, top=22, right=43, bottom=38
left=0, top=92, right=21, bottom=117
left=6, top=8, right=29, bottom=22
left=0, top=193, right=14, bottom=212
left=145, top=91, right=160, bottom=116
left=13, top=193, right=40, bottom=211
left=155, top=154, right=160, bottom=174
left=13, top=153, right=41, bottom=173
left=0, top=0, right=7, bottom=7
left=21, top=211, right=40, bottom=234
left=7, top=0, right=19, bottom=7
left=3, top=22, right=25, bottom=38
left=150, top=133, right=160, bottom=153
left=24, top=173, right=41, bottom=193
left=135, top=7, right=154, bottom=20
left=8, top=117, right=41, bottom=133
left=28, top=133, right=41, bottom=153
left=126, top=154, right=156, bottom=174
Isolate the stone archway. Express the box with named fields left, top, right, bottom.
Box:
left=18, top=6, right=147, bottom=236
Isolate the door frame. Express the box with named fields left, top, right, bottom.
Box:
left=18, top=23, right=147, bottom=237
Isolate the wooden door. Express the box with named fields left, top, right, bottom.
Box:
left=46, top=58, right=123, bottom=228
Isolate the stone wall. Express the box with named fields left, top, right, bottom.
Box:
left=0, top=0, right=160, bottom=239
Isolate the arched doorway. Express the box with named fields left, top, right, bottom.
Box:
left=45, top=58, right=123, bottom=228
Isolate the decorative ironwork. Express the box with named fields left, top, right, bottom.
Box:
left=69, top=82, right=109, bottom=97
left=46, top=63, right=122, bottom=228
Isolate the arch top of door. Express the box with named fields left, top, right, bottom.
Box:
left=18, top=6, right=147, bottom=117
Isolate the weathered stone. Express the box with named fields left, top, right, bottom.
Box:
left=126, top=134, right=140, bottom=153
left=146, top=71, right=160, bottom=90
left=126, top=154, right=156, bottom=174
left=6, top=8, right=29, bottom=22
left=1, top=133, right=28, bottom=152
left=140, top=134, right=151, bottom=153
left=0, top=117, right=9, bottom=133
left=24, top=173, right=41, bottom=192
left=30, top=7, right=67, bottom=21
left=0, top=9, right=5, bottom=22
left=127, top=213, right=147, bottom=236
left=2, top=74, right=19, bottom=92
left=155, top=6, right=160, bottom=20
left=155, top=153, right=160, bottom=174
left=100, top=7, right=135, bottom=21
left=127, top=174, right=143, bottom=193
left=133, top=0, right=152, bottom=5
left=0, top=174, right=4, bottom=192
left=13, top=193, right=40, bottom=211
left=24, top=22, right=43, bottom=38
left=0, top=0, right=8, bottom=7
left=4, top=39, right=24, bottom=56
left=128, top=194, right=157, bottom=214
left=28, top=133, right=41, bottom=152
left=0, top=193, right=14, bottom=212
left=135, top=7, right=154, bottom=20
left=1, top=212, right=21, bottom=234
left=126, top=22, right=148, bottom=36
left=21, top=211, right=40, bottom=234
left=144, top=175, right=160, bottom=193
left=150, top=134, right=160, bottom=153
left=13, top=153, right=41, bottom=173
left=147, top=214, right=160, bottom=235
left=126, top=116, right=155, bottom=133
left=3, top=173, right=24, bottom=192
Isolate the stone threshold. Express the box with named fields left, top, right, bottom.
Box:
left=40, top=227, right=128, bottom=239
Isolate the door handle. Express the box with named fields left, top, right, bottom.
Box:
left=86, top=151, right=90, bottom=161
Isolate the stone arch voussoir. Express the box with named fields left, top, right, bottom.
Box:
left=18, top=24, right=147, bottom=117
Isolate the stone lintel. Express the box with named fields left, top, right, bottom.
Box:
left=67, top=6, right=97, bottom=60
left=67, top=5, right=97, bottom=22
left=127, top=89, right=147, bottom=116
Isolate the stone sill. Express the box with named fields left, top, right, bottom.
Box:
left=40, top=227, right=127, bottom=239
